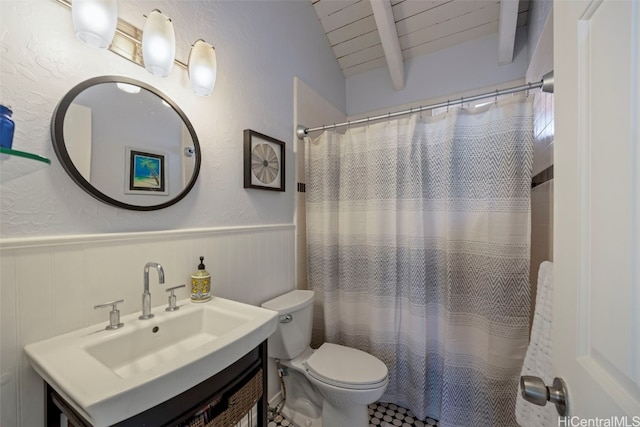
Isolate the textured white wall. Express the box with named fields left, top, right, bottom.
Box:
left=0, top=0, right=345, bottom=238
left=345, top=31, right=529, bottom=116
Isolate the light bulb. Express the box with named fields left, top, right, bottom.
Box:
left=72, top=0, right=118, bottom=49
left=142, top=10, right=175, bottom=77
left=188, top=40, right=217, bottom=96
left=116, top=83, right=141, bottom=94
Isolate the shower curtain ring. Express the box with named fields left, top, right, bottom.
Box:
left=447, top=100, right=450, bottom=112
left=495, top=89, right=499, bottom=103
left=347, top=120, right=351, bottom=130
left=460, top=97, right=464, bottom=109
left=419, top=106, right=423, bottom=118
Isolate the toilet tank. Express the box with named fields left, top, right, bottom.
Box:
left=261, top=290, right=314, bottom=359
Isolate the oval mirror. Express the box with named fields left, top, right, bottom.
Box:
left=51, top=76, right=201, bottom=211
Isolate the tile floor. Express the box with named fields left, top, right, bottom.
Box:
left=268, top=402, right=439, bottom=427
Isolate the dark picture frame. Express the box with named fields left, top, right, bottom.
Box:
left=126, top=148, right=168, bottom=195
left=243, top=129, right=285, bottom=192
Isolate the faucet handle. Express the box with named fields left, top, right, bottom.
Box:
left=94, top=299, right=125, bottom=330
left=165, top=285, right=186, bottom=312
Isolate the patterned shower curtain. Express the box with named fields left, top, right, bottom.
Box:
left=305, top=98, right=533, bottom=427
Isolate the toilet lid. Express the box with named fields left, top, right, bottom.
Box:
left=305, top=343, right=388, bottom=389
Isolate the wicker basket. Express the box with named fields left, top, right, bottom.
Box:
left=188, top=368, right=263, bottom=427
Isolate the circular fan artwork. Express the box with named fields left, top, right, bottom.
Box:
left=251, top=143, right=279, bottom=184
left=244, top=129, right=285, bottom=191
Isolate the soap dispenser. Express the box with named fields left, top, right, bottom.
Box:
left=191, top=256, right=211, bottom=302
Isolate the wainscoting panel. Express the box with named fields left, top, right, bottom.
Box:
left=0, top=224, right=295, bottom=427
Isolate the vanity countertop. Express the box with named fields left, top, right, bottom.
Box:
left=25, top=297, right=278, bottom=426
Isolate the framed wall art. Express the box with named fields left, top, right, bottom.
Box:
left=125, top=147, right=168, bottom=195
left=243, top=129, right=285, bottom=191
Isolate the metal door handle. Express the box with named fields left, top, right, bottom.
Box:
left=520, top=376, right=569, bottom=416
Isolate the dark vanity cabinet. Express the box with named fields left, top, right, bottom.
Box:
left=44, top=341, right=268, bottom=427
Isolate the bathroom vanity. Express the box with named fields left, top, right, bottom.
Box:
left=25, top=297, right=278, bottom=427
left=44, top=341, right=268, bottom=427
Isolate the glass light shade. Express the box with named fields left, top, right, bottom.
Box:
left=142, top=10, right=175, bottom=77
left=116, top=82, right=140, bottom=94
left=72, top=0, right=118, bottom=49
left=188, top=40, right=217, bottom=96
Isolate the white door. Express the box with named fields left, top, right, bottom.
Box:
left=554, top=0, right=640, bottom=419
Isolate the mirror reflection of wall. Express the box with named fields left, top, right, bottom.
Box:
left=52, top=77, right=201, bottom=211
left=63, top=103, right=92, bottom=180
left=181, top=125, right=195, bottom=187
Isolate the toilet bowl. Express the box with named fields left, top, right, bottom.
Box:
left=262, top=290, right=388, bottom=427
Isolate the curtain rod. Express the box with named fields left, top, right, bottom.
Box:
left=296, top=71, right=554, bottom=140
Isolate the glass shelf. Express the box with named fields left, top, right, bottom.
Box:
left=0, top=147, right=51, bottom=183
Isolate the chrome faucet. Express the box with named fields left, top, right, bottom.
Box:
left=139, top=262, right=165, bottom=320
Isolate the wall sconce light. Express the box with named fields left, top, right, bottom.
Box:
left=188, top=40, right=217, bottom=96
left=142, top=10, right=175, bottom=78
left=57, top=0, right=216, bottom=96
left=71, top=0, right=118, bottom=48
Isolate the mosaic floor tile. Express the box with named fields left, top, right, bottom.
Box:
left=268, top=402, right=439, bottom=427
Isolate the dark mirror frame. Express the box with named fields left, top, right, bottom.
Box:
left=51, top=76, right=201, bottom=211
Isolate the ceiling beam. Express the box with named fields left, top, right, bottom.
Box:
left=498, top=0, right=519, bottom=65
left=370, top=0, right=405, bottom=90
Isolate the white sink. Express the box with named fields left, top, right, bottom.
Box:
left=25, top=297, right=278, bottom=426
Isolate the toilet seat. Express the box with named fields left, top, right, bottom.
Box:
left=304, top=343, right=388, bottom=390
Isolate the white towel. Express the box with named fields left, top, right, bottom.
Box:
left=515, top=261, right=556, bottom=427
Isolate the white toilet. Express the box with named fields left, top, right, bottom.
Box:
left=262, top=290, right=388, bottom=427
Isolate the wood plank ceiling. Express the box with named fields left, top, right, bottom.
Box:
left=312, top=0, right=529, bottom=79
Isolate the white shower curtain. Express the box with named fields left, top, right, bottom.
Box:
left=305, top=98, right=533, bottom=427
